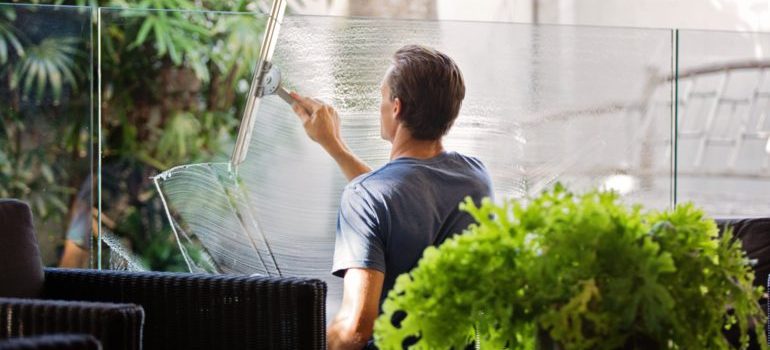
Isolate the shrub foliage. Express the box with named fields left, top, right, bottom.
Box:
left=374, top=185, right=766, bottom=349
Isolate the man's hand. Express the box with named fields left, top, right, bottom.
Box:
left=289, top=92, right=372, bottom=181
left=291, top=92, right=342, bottom=152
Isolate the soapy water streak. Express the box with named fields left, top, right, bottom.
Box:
left=153, top=16, right=675, bottom=320
left=101, top=227, right=148, bottom=272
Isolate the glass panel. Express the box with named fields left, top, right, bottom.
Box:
left=0, top=4, right=93, bottom=268
left=154, top=16, right=673, bottom=320
left=97, top=7, right=266, bottom=271
left=676, top=30, right=770, bottom=217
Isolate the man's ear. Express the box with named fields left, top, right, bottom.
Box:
left=393, top=97, right=401, bottom=120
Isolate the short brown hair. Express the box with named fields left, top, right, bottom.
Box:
left=387, top=45, right=465, bottom=140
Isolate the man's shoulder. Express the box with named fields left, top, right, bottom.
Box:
left=343, top=163, right=404, bottom=198
left=345, top=152, right=490, bottom=194
left=449, top=151, right=487, bottom=171
left=346, top=155, right=433, bottom=188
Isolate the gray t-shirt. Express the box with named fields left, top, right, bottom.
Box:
left=331, top=151, right=493, bottom=304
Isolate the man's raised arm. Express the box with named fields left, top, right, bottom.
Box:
left=290, top=92, right=372, bottom=181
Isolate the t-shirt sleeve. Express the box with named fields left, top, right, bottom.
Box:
left=331, top=186, right=386, bottom=278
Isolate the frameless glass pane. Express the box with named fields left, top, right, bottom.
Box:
left=0, top=4, right=93, bottom=268
left=154, top=16, right=673, bottom=320
left=97, top=7, right=266, bottom=271
left=676, top=30, right=770, bottom=217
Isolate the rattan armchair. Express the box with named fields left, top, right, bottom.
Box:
left=2, top=269, right=327, bottom=349
left=41, top=268, right=327, bottom=350
left=0, top=334, right=102, bottom=350
left=0, top=298, right=142, bottom=350
left=1, top=198, right=327, bottom=349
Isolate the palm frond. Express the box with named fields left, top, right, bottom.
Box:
left=212, top=13, right=264, bottom=77
left=0, top=9, right=24, bottom=64
left=122, top=0, right=213, bottom=81
left=12, top=37, right=83, bottom=103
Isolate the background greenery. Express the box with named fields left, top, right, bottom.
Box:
left=0, top=0, right=266, bottom=271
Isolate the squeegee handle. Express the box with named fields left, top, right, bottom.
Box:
left=276, top=86, right=314, bottom=114
left=276, top=86, right=295, bottom=105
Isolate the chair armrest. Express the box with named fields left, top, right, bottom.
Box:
left=0, top=298, right=142, bottom=350
left=43, top=268, right=327, bottom=349
left=0, top=334, right=101, bottom=350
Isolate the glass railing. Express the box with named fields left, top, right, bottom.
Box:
left=96, top=7, right=266, bottom=271
left=0, top=3, right=93, bottom=268
left=675, top=29, right=770, bottom=217
left=1, top=3, right=769, bottom=320
left=152, top=14, right=675, bottom=321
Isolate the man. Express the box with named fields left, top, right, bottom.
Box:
left=290, top=45, right=492, bottom=350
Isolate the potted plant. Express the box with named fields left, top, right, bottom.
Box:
left=374, top=185, right=766, bottom=349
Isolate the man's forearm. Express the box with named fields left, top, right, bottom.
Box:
left=327, top=322, right=368, bottom=350
left=324, top=139, right=372, bottom=182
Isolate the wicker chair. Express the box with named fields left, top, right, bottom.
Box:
left=0, top=199, right=328, bottom=349
left=0, top=268, right=327, bottom=350
left=0, top=298, right=141, bottom=350
left=42, top=268, right=327, bottom=350
left=0, top=334, right=102, bottom=350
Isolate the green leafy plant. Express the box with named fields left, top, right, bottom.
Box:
left=374, top=185, right=766, bottom=349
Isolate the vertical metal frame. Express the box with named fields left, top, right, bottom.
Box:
left=230, top=0, right=287, bottom=168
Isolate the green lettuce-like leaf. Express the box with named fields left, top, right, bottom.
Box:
left=374, top=185, right=766, bottom=350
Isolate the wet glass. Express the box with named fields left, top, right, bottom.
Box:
left=154, top=15, right=674, bottom=320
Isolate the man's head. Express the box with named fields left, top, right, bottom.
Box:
left=379, top=45, right=465, bottom=142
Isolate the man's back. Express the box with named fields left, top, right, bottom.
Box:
left=332, top=151, right=493, bottom=302
left=293, top=45, right=485, bottom=348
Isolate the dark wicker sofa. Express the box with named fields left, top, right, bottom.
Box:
left=0, top=199, right=327, bottom=350
left=44, top=268, right=326, bottom=350
left=0, top=297, right=143, bottom=350
left=0, top=269, right=326, bottom=349
left=0, top=334, right=102, bottom=350
left=1, top=268, right=326, bottom=350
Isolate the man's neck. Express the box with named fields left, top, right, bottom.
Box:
left=389, top=126, right=444, bottom=160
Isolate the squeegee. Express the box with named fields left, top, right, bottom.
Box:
left=231, top=0, right=291, bottom=167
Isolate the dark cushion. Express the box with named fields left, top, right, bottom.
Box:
left=0, top=199, right=44, bottom=298
left=716, top=217, right=770, bottom=289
